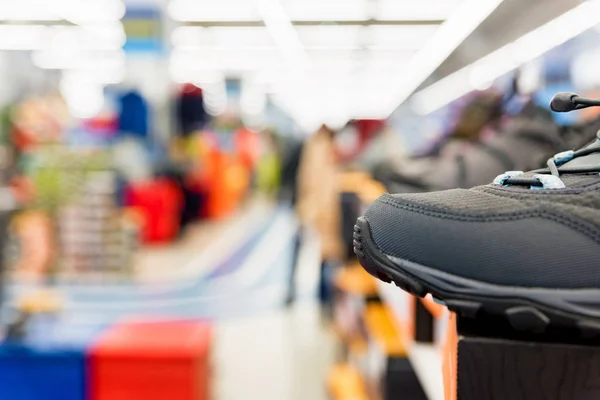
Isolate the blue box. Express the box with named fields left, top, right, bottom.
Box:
left=0, top=315, right=105, bottom=400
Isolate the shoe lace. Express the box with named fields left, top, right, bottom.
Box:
left=493, top=92, right=600, bottom=189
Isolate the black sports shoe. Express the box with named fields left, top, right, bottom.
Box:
left=354, top=92, right=600, bottom=334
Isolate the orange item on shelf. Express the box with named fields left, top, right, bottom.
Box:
left=18, top=289, right=63, bottom=313
left=327, top=364, right=369, bottom=400
left=125, top=179, right=183, bottom=243
left=89, top=319, right=212, bottom=400
left=420, top=294, right=447, bottom=319
left=334, top=264, right=378, bottom=296
left=12, top=210, right=54, bottom=281
left=363, top=304, right=407, bottom=357
left=442, top=313, right=458, bottom=400
left=234, top=127, right=260, bottom=171
left=204, top=151, right=249, bottom=219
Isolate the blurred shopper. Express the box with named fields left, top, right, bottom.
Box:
left=291, top=124, right=343, bottom=308
left=175, top=83, right=209, bottom=137
left=118, top=89, right=149, bottom=140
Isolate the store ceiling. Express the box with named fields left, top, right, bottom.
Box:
left=169, top=0, right=469, bottom=127
left=1, top=0, right=597, bottom=129
left=419, top=0, right=582, bottom=90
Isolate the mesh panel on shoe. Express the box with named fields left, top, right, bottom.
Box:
left=475, top=182, right=600, bottom=222
left=388, top=190, right=526, bottom=213
left=364, top=197, right=600, bottom=288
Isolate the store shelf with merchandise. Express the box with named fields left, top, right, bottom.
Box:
left=334, top=172, right=445, bottom=400
left=376, top=280, right=444, bottom=400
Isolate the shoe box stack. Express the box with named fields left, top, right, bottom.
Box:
left=58, top=170, right=136, bottom=282
left=328, top=263, right=377, bottom=400
left=89, top=319, right=212, bottom=400
left=330, top=264, right=430, bottom=400
left=0, top=315, right=104, bottom=400
left=13, top=147, right=138, bottom=282
left=0, top=316, right=212, bottom=400
left=332, top=172, right=430, bottom=400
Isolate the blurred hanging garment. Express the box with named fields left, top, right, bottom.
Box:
left=176, top=84, right=209, bottom=137
left=377, top=102, right=600, bottom=194
left=234, top=127, right=260, bottom=172
left=124, top=178, right=183, bottom=243
left=296, top=125, right=343, bottom=261
left=118, top=90, right=149, bottom=139
left=411, top=90, right=504, bottom=158
left=279, top=138, right=303, bottom=205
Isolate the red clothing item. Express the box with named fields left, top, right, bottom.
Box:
left=125, top=179, right=183, bottom=243
left=234, top=127, right=260, bottom=171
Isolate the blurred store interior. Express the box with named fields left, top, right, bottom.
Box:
left=1, top=0, right=600, bottom=399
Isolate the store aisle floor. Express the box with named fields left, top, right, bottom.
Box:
left=134, top=198, right=274, bottom=283
left=214, top=223, right=336, bottom=400
left=215, top=301, right=337, bottom=400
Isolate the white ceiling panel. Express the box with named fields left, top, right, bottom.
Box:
left=171, top=48, right=283, bottom=72
left=282, top=0, right=368, bottom=21
left=369, top=25, right=440, bottom=49
left=375, top=0, right=464, bottom=20
left=296, top=26, right=363, bottom=48
left=0, top=0, right=125, bottom=22
left=172, top=27, right=275, bottom=48
left=169, top=0, right=261, bottom=22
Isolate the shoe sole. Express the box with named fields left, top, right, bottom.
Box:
left=354, top=216, right=600, bottom=336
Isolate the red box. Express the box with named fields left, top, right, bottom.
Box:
left=89, top=319, right=211, bottom=400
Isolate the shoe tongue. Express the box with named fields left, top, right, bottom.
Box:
left=561, top=138, right=600, bottom=168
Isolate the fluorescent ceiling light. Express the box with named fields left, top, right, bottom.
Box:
left=258, top=0, right=309, bottom=67
left=60, top=72, right=105, bottom=119
left=49, top=25, right=125, bottom=51
left=305, top=52, right=414, bottom=73
left=411, top=0, right=600, bottom=115
left=375, top=0, right=464, bottom=21
left=169, top=0, right=260, bottom=22
left=0, top=4, right=55, bottom=21
left=63, top=68, right=124, bottom=85
left=306, top=49, right=355, bottom=68
left=58, top=0, right=125, bottom=23
left=269, top=68, right=398, bottom=127
left=171, top=26, right=202, bottom=47
left=271, top=92, right=321, bottom=132
left=282, top=0, right=367, bottom=21
left=169, top=64, right=225, bottom=84
left=296, top=25, right=438, bottom=50
left=296, top=26, right=362, bottom=48
left=241, top=79, right=267, bottom=117
left=0, top=25, right=47, bottom=50
left=0, top=23, right=124, bottom=51
left=0, top=0, right=124, bottom=22
left=171, top=49, right=283, bottom=72
left=32, top=49, right=125, bottom=71
left=369, top=25, right=439, bottom=50
left=368, top=48, right=417, bottom=63
left=171, top=26, right=274, bottom=49
left=385, top=0, right=505, bottom=114
left=202, top=79, right=229, bottom=116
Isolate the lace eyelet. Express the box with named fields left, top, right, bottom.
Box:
left=531, top=175, right=566, bottom=190
left=492, top=171, right=524, bottom=186
left=553, top=150, right=574, bottom=166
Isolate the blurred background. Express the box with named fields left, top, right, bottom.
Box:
left=1, top=0, right=600, bottom=399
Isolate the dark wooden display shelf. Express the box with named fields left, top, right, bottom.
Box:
left=414, top=299, right=434, bottom=343
left=454, top=314, right=600, bottom=400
